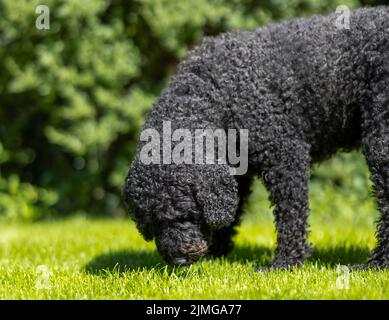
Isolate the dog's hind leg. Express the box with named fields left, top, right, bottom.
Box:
left=261, top=139, right=312, bottom=269
left=361, top=99, right=389, bottom=269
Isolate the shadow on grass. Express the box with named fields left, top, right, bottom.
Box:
left=225, top=244, right=370, bottom=267
left=84, top=244, right=371, bottom=275
left=84, top=245, right=273, bottom=275
left=310, top=245, right=370, bottom=266
left=224, top=245, right=273, bottom=265
left=85, top=250, right=165, bottom=274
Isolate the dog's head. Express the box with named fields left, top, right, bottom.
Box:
left=123, top=158, right=239, bottom=265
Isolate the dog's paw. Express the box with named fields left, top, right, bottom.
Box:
left=256, top=259, right=304, bottom=272
left=349, top=260, right=389, bottom=271
left=348, top=264, right=370, bottom=271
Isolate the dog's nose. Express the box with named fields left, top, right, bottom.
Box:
left=172, top=257, right=189, bottom=265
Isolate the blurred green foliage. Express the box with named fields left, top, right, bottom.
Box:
left=0, top=0, right=382, bottom=220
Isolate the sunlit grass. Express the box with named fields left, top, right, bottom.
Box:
left=0, top=214, right=387, bottom=299
left=0, top=152, right=387, bottom=299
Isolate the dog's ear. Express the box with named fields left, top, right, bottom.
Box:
left=194, top=165, right=239, bottom=229
left=123, top=158, right=161, bottom=241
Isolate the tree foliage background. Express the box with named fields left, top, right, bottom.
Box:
left=0, top=0, right=385, bottom=220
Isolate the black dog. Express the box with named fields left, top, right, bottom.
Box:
left=124, top=7, right=389, bottom=269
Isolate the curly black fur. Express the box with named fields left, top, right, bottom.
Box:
left=124, top=7, right=389, bottom=269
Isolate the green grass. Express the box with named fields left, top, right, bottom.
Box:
left=1, top=153, right=388, bottom=299
left=0, top=213, right=388, bottom=299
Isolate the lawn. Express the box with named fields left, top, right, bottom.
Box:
left=1, top=153, right=389, bottom=300
left=0, top=206, right=388, bottom=299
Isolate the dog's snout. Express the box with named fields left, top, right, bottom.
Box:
left=155, top=222, right=210, bottom=265
left=183, top=240, right=208, bottom=255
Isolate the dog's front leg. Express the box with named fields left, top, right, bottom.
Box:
left=261, top=139, right=312, bottom=269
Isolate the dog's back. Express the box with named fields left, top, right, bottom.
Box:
left=174, top=6, right=389, bottom=162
